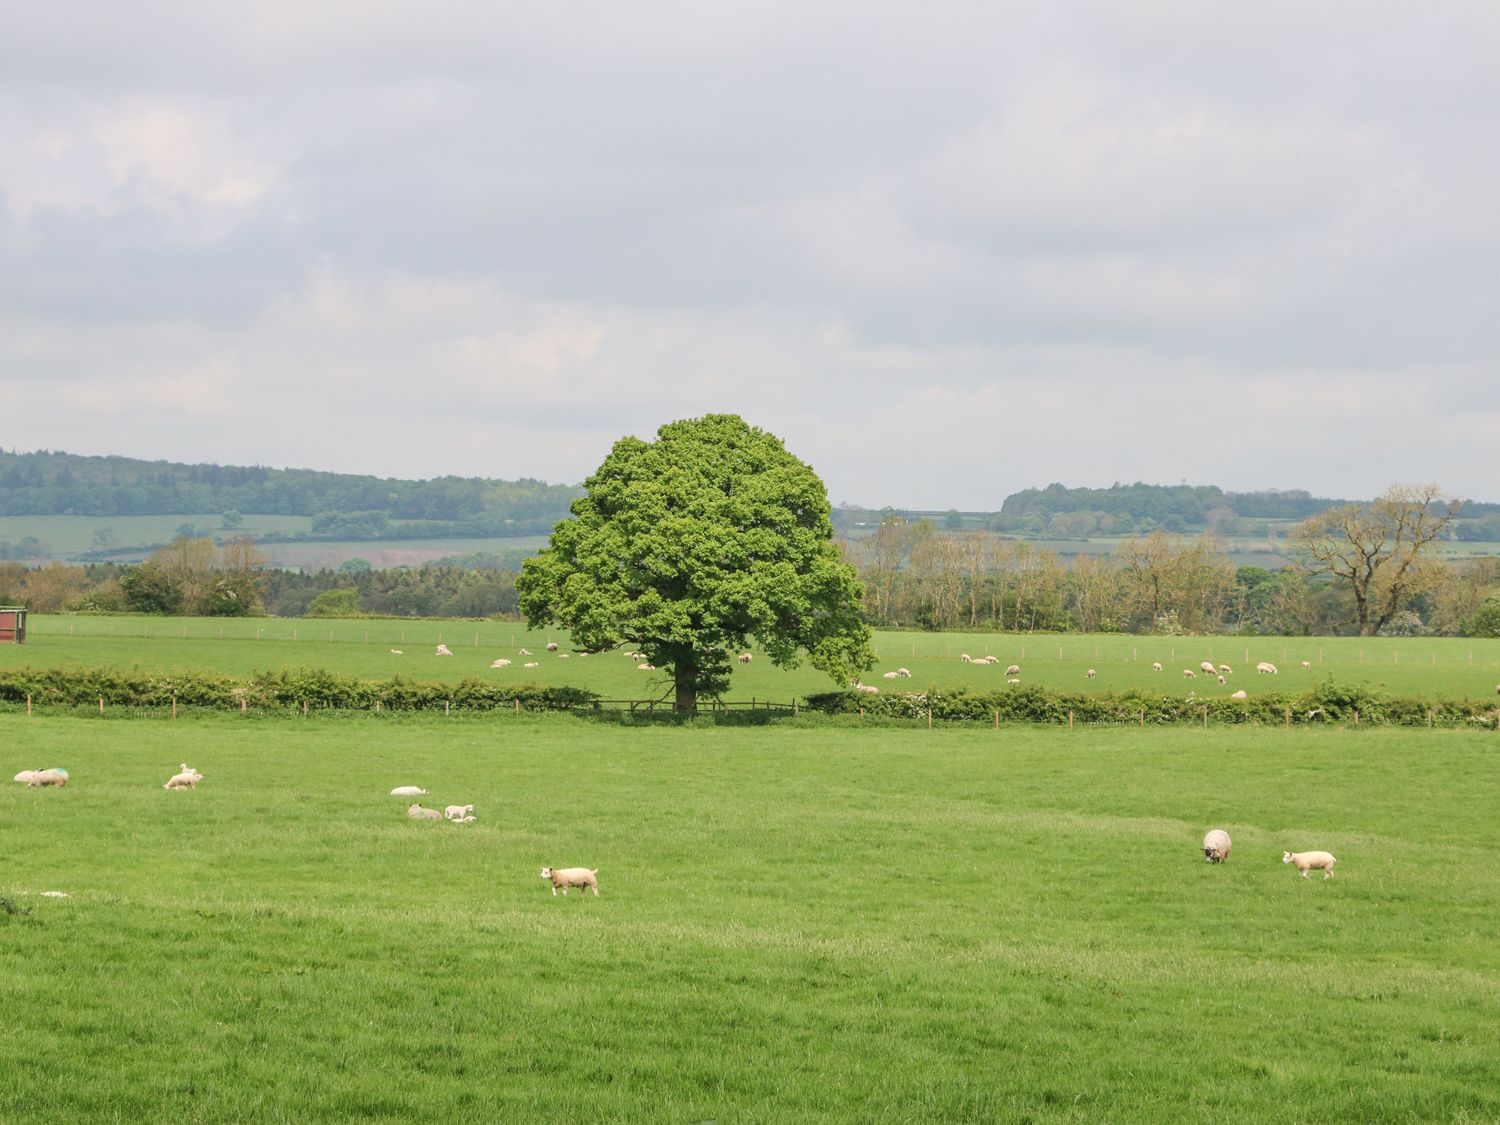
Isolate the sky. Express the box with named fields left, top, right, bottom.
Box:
left=2, top=2, right=1497, bottom=510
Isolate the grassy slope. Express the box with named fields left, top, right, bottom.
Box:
left=6, top=616, right=1500, bottom=703
left=3, top=716, right=1497, bottom=1122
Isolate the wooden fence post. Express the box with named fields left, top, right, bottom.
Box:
left=1068, top=711, right=1074, bottom=730
left=515, top=699, right=521, bottom=715
left=927, top=708, right=933, bottom=729
left=172, top=696, right=177, bottom=720
left=99, top=697, right=104, bottom=714
left=1285, top=707, right=1291, bottom=728
left=1202, top=705, right=1208, bottom=730
left=302, top=700, right=307, bottom=717
left=241, top=698, right=247, bottom=715
left=27, top=694, right=32, bottom=717
left=993, top=710, right=999, bottom=729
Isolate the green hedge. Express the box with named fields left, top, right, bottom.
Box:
left=803, top=683, right=1500, bottom=728
left=0, top=666, right=599, bottom=712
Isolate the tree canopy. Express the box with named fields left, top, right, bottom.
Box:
left=516, top=415, right=873, bottom=711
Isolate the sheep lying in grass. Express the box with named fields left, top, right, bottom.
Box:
left=164, top=764, right=203, bottom=790
left=1257, top=661, right=1278, bottom=674
left=518, top=648, right=532, bottom=655
left=444, top=804, right=474, bottom=821
left=1202, top=829, right=1232, bottom=863
left=525, top=662, right=540, bottom=668
left=882, top=671, right=901, bottom=679
left=27, top=768, right=68, bottom=788
left=407, top=803, right=443, bottom=821
left=1152, top=662, right=1163, bottom=672
left=435, top=644, right=453, bottom=656
left=390, top=785, right=428, bottom=797
left=1283, top=850, right=1337, bottom=879
left=490, top=658, right=512, bottom=668
left=1231, top=690, right=1248, bottom=700
left=540, top=866, right=599, bottom=896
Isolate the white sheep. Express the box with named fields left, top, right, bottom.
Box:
left=851, top=681, right=879, bottom=694
left=895, top=668, right=912, bottom=678
left=490, top=658, right=512, bottom=668
left=452, top=815, right=477, bottom=824
left=636, top=663, right=654, bottom=670
left=1202, top=829, right=1232, bottom=863
left=738, top=653, right=753, bottom=664
left=390, top=785, right=428, bottom=797
left=1006, top=664, right=1021, bottom=676
left=960, top=653, right=973, bottom=663
left=1086, top=669, right=1096, bottom=679
left=518, top=648, right=533, bottom=655
left=435, top=644, right=453, bottom=656
left=1217, top=675, right=1226, bottom=685
left=557, top=653, right=569, bottom=659
left=1302, top=661, right=1312, bottom=670
left=27, top=768, right=68, bottom=788
left=1006, top=678, right=1020, bottom=684
left=1183, top=669, right=1196, bottom=679
left=1257, top=662, right=1278, bottom=675
left=545, top=642, right=559, bottom=652
left=1231, top=690, right=1248, bottom=700
left=13, top=770, right=39, bottom=785
left=882, top=671, right=900, bottom=679
left=444, top=804, right=474, bottom=821
left=389, top=648, right=403, bottom=655
left=163, top=763, right=203, bottom=790
left=524, top=661, right=540, bottom=668
left=540, top=866, right=599, bottom=896
left=1283, top=850, right=1337, bottom=879
left=1200, top=661, right=1216, bottom=676
left=407, top=803, right=443, bottom=821
left=1218, top=664, right=1232, bottom=676
left=1152, top=662, right=1163, bottom=672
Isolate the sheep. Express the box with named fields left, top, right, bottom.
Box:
left=518, top=648, right=532, bottom=655
left=545, top=642, right=559, bottom=652
left=895, top=668, right=912, bottom=678
left=960, top=653, right=973, bottom=663
left=443, top=804, right=474, bottom=821
left=1202, top=829, right=1232, bottom=863
left=407, top=803, right=443, bottom=821
left=1086, top=669, right=1096, bottom=679
left=389, top=648, right=403, bottom=655
left=490, top=658, right=512, bottom=668
left=557, top=653, right=569, bottom=659
left=163, top=763, right=203, bottom=790
left=27, top=768, right=68, bottom=788
left=1006, top=664, right=1021, bottom=676
left=1006, top=678, right=1020, bottom=684
left=1183, top=669, right=1196, bottom=679
left=738, top=653, right=753, bottom=664
left=1231, top=690, right=1248, bottom=700
left=390, top=786, right=428, bottom=797
left=524, top=661, right=540, bottom=668
left=636, top=663, right=654, bottom=670
left=1217, top=675, right=1226, bottom=685
left=1283, top=850, right=1337, bottom=879
left=1302, top=661, right=1312, bottom=670
left=1218, top=664, right=1232, bottom=676
left=540, top=866, right=600, bottom=896
left=1256, top=662, right=1278, bottom=675
left=851, top=681, right=879, bottom=694
left=452, top=815, right=477, bottom=824
left=435, top=644, right=453, bottom=656
left=1200, top=661, right=1216, bottom=676
left=1152, top=662, right=1163, bottom=672
left=882, top=671, right=901, bottom=679
left=13, top=770, right=39, bottom=785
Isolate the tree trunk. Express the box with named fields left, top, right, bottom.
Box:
left=673, top=664, right=697, bottom=713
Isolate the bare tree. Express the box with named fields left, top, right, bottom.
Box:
left=1292, top=483, right=1462, bottom=636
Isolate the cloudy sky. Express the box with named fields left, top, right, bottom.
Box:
left=3, top=2, right=1496, bottom=509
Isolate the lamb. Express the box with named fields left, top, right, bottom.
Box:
left=407, top=803, right=443, bottom=821
left=1200, top=661, right=1216, bottom=676
left=1231, top=690, right=1248, bottom=700
left=895, top=668, right=912, bottom=678
left=1183, top=669, right=1196, bottom=679
left=27, top=768, right=68, bottom=788
left=1302, top=661, right=1312, bottom=670
left=1283, top=850, right=1337, bottom=879
left=490, top=658, right=512, bottom=668
left=1202, top=829, right=1232, bottom=863
left=1217, top=675, right=1226, bottom=685
left=389, top=649, right=403, bottom=655
left=1256, top=662, right=1278, bottom=675
left=545, top=642, right=559, bottom=652
left=1005, top=665, right=1021, bottom=676
left=518, top=648, right=532, bottom=655
left=882, top=671, right=900, bottom=679
left=1218, top=664, right=1232, bottom=676
left=452, top=815, right=477, bottom=824
left=163, top=763, right=203, bottom=790
left=636, top=663, right=654, bottom=670
left=960, top=653, right=973, bottom=663
left=435, top=644, right=453, bottom=656
left=1086, top=669, right=1096, bottom=679
left=540, top=866, right=600, bottom=896
left=1152, top=662, right=1163, bottom=672
left=443, top=804, right=474, bottom=821
left=1006, top=678, right=1020, bottom=684
left=524, top=661, right=540, bottom=668
left=390, top=785, right=428, bottom=797
left=738, top=653, right=753, bottom=664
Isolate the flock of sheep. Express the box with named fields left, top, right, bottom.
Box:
left=849, top=653, right=1328, bottom=696
left=1203, top=829, right=1338, bottom=880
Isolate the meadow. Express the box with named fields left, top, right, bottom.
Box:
left=4, top=714, right=1498, bottom=1122
left=4, top=615, right=1500, bottom=706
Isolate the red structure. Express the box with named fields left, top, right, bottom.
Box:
left=0, top=607, right=25, bottom=644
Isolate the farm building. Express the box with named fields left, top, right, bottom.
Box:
left=0, top=607, right=26, bottom=643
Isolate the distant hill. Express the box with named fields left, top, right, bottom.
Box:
left=0, top=449, right=582, bottom=535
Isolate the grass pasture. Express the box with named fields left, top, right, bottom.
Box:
left=3, top=715, right=1499, bottom=1122
left=5, top=616, right=1500, bottom=706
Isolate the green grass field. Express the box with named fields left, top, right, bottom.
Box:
left=5, top=616, right=1500, bottom=705
left=4, top=715, right=1498, bottom=1122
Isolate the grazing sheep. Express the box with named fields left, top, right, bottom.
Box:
left=540, top=866, right=600, bottom=896
left=1006, top=664, right=1021, bottom=676
left=444, top=804, right=474, bottom=821
left=1086, top=669, right=1096, bottom=679
left=1231, top=690, right=1248, bottom=700
left=1152, top=662, right=1163, bottom=672
left=1302, top=661, right=1312, bottom=670
left=738, top=653, right=753, bottom=664
left=1283, top=850, right=1337, bottom=879
left=524, top=661, right=540, bottom=668
left=1218, top=664, right=1232, bottom=676
left=13, top=770, right=39, bottom=785
left=1217, top=675, right=1226, bottom=685
left=1202, top=829, right=1232, bottom=863
left=895, top=668, right=912, bottom=678
left=1183, top=669, right=1196, bottom=679
left=545, top=642, right=559, bottom=652
left=390, top=786, right=428, bottom=797
left=435, top=644, right=453, bottom=656
left=1256, top=662, right=1278, bottom=675
left=1197, top=661, right=1213, bottom=676
left=960, top=653, right=973, bottom=663
left=27, top=768, right=68, bottom=788
left=407, top=803, right=443, bottom=821
left=490, top=658, right=512, bottom=668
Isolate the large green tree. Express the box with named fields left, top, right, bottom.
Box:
left=517, top=415, right=874, bottom=712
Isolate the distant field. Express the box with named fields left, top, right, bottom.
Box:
left=256, top=536, right=550, bottom=572
left=5, top=616, right=1500, bottom=704
left=0, top=514, right=315, bottom=561
left=3, top=715, right=1497, bottom=1121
